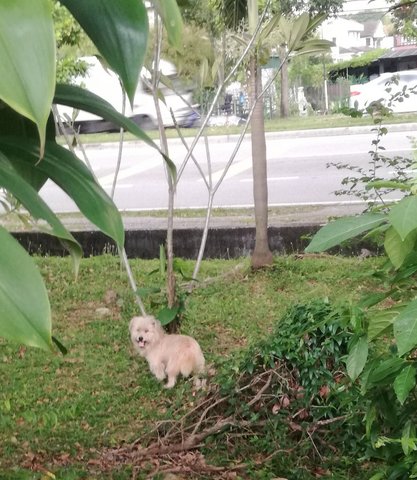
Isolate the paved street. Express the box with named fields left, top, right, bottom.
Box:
left=39, top=125, right=417, bottom=213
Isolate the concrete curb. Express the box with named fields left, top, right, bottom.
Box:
left=12, top=222, right=378, bottom=260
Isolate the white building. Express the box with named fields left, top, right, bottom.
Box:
left=320, top=17, right=393, bottom=61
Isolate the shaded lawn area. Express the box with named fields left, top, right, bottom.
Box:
left=0, top=254, right=383, bottom=478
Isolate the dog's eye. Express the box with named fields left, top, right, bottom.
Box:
left=144, top=329, right=149, bottom=333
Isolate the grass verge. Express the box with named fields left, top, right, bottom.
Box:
left=64, top=112, right=417, bottom=145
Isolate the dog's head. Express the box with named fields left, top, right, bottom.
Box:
left=129, top=315, right=163, bottom=355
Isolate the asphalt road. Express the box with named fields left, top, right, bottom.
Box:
left=40, top=125, right=417, bottom=213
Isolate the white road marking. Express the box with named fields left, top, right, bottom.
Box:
left=103, top=184, right=134, bottom=189
left=199, top=158, right=252, bottom=183
left=98, top=160, right=160, bottom=186
left=240, top=176, right=300, bottom=182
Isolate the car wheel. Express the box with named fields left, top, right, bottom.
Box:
left=131, top=114, right=156, bottom=130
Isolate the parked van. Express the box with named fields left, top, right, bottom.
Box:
left=57, top=56, right=198, bottom=133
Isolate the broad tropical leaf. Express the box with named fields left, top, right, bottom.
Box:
left=394, top=297, right=417, bottom=356
left=0, top=0, right=55, bottom=155
left=366, top=357, right=405, bottom=386
left=60, top=0, right=148, bottom=104
left=305, top=213, right=387, bottom=253
left=394, top=364, right=416, bottom=405
left=152, top=0, right=184, bottom=48
left=259, top=13, right=281, bottom=43
left=389, top=196, right=417, bottom=241
left=0, top=226, right=52, bottom=351
left=347, top=335, right=368, bottom=381
left=0, top=137, right=124, bottom=248
left=368, top=307, right=403, bottom=341
left=158, top=307, right=180, bottom=326
left=54, top=85, right=177, bottom=183
left=0, top=105, right=56, bottom=191
left=293, top=38, right=334, bottom=56
left=283, top=13, right=309, bottom=51
left=276, top=13, right=331, bottom=57
left=384, top=226, right=417, bottom=269
left=0, top=152, right=82, bottom=275
left=401, top=421, right=416, bottom=455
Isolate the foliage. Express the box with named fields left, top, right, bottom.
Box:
left=238, top=300, right=354, bottom=412
left=160, top=23, right=215, bottom=87
left=387, top=0, right=417, bottom=39
left=306, top=74, right=417, bottom=478
left=328, top=49, right=387, bottom=76
left=52, top=0, right=88, bottom=83
left=209, top=299, right=367, bottom=477
left=328, top=75, right=417, bottom=211
left=0, top=0, right=181, bottom=351
left=277, top=0, right=344, bottom=16
left=329, top=122, right=414, bottom=210
left=289, top=54, right=330, bottom=87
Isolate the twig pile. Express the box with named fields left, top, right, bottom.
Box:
left=96, top=361, right=347, bottom=478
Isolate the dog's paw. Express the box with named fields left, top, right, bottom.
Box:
left=192, top=377, right=207, bottom=391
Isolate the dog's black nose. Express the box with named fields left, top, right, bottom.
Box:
left=138, top=336, right=143, bottom=341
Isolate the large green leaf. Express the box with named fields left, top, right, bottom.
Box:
left=60, top=0, right=148, bottom=104
left=0, top=137, right=124, bottom=248
left=0, top=226, right=52, bottom=350
left=366, top=357, right=405, bottom=387
left=368, top=307, right=403, bottom=341
left=394, top=298, right=417, bottom=356
left=0, top=0, right=55, bottom=155
left=54, top=84, right=177, bottom=183
left=385, top=226, right=417, bottom=269
left=394, top=364, right=416, bottom=405
left=151, top=0, right=183, bottom=49
left=347, top=335, right=368, bottom=381
left=0, top=105, right=56, bottom=191
left=293, top=38, right=333, bottom=57
left=305, top=213, right=387, bottom=253
left=0, top=151, right=82, bottom=275
left=389, top=196, right=417, bottom=241
left=285, top=13, right=310, bottom=52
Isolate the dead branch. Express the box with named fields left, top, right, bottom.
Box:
left=307, top=415, right=347, bottom=433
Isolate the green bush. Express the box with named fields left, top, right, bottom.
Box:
left=213, top=299, right=368, bottom=478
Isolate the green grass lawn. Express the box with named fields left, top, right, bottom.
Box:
left=0, top=253, right=384, bottom=479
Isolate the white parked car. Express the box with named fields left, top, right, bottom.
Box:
left=350, top=70, right=417, bottom=113
left=57, top=56, right=198, bottom=133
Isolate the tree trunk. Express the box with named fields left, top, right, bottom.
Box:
left=249, top=54, right=273, bottom=269
left=280, top=47, right=289, bottom=118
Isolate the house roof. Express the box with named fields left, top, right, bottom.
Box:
left=361, top=20, right=382, bottom=38
left=339, top=45, right=376, bottom=54
left=379, top=47, right=417, bottom=59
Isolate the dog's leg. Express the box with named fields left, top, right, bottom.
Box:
left=150, top=362, right=166, bottom=382
left=164, top=368, right=178, bottom=389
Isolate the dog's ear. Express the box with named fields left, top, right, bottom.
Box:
left=129, top=317, right=137, bottom=332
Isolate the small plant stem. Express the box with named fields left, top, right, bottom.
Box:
left=52, top=105, right=75, bottom=154
left=121, top=248, right=146, bottom=316
left=192, top=192, right=214, bottom=282
left=111, top=86, right=127, bottom=200
left=53, top=105, right=98, bottom=182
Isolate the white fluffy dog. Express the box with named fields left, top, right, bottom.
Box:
left=129, top=315, right=205, bottom=388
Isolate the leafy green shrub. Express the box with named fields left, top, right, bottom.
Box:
left=241, top=300, right=350, bottom=408
left=212, top=299, right=367, bottom=478
left=307, top=75, right=417, bottom=478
